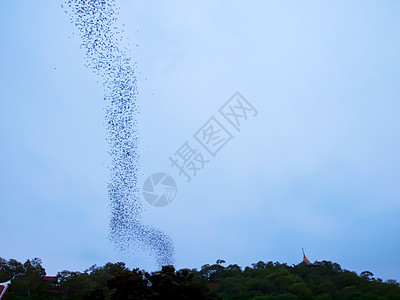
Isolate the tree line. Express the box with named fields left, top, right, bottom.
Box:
left=1, top=257, right=399, bottom=299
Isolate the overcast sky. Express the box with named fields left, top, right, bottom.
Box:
left=1, top=0, right=400, bottom=280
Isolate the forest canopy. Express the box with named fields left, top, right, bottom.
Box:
left=1, top=257, right=399, bottom=299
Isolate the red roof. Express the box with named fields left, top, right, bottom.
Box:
left=43, top=276, right=58, bottom=282
left=302, top=248, right=312, bottom=265
left=0, top=281, right=11, bottom=300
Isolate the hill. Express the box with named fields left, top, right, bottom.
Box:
left=1, top=257, right=399, bottom=299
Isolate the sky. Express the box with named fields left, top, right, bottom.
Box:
left=1, top=0, right=400, bottom=280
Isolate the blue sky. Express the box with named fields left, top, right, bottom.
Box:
left=1, top=0, right=400, bottom=280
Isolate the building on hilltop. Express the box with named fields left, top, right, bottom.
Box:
left=302, top=248, right=311, bottom=265
left=0, top=280, right=11, bottom=300
left=300, top=248, right=321, bottom=267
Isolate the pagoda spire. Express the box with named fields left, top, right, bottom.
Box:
left=302, top=248, right=311, bottom=265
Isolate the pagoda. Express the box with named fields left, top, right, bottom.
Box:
left=302, top=248, right=312, bottom=265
